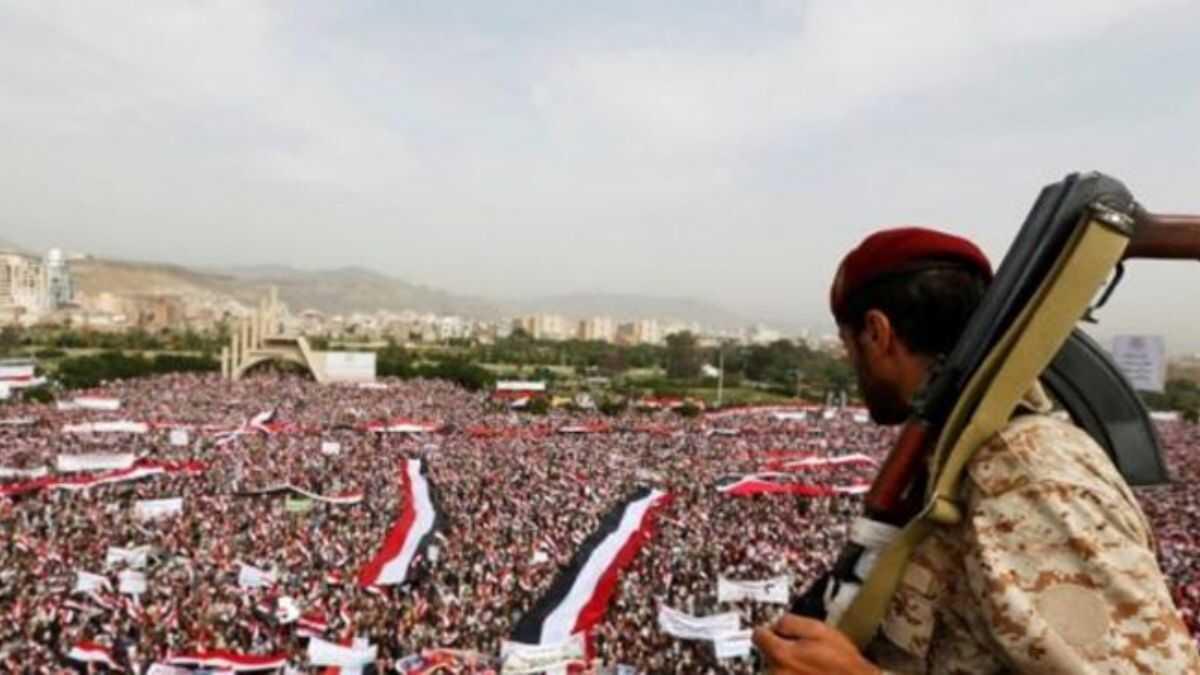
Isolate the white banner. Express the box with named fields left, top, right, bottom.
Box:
left=496, top=381, right=546, bottom=392
left=119, top=570, right=147, bottom=595
left=307, top=637, right=377, bottom=668
left=322, top=352, right=377, bottom=383
left=320, top=441, right=342, bottom=456
left=169, top=429, right=190, bottom=447
left=238, top=563, right=276, bottom=589
left=657, top=605, right=741, bottom=641
left=717, top=575, right=791, bottom=605
left=135, top=497, right=183, bottom=521
left=62, top=421, right=148, bottom=434
left=1111, top=335, right=1167, bottom=393
left=500, top=634, right=587, bottom=674
left=712, top=629, right=753, bottom=659
left=74, top=397, right=122, bottom=411
left=56, top=453, right=136, bottom=473
left=73, top=571, right=111, bottom=595
left=276, top=596, right=301, bottom=624
left=106, top=546, right=152, bottom=569
left=0, top=466, right=47, bottom=479
left=147, top=665, right=192, bottom=675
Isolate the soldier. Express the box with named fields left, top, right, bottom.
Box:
left=753, top=228, right=1200, bottom=674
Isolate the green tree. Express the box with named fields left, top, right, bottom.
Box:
left=664, top=332, right=702, bottom=380
left=0, top=326, right=20, bottom=356
left=527, top=395, right=551, bottom=415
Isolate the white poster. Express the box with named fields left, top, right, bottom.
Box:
left=500, top=634, right=587, bottom=674
left=62, top=421, right=148, bottom=434
left=276, top=596, right=301, bottom=624
left=169, top=429, right=190, bottom=447
left=238, top=563, right=277, bottom=589
left=657, top=605, right=742, bottom=641
left=320, top=441, right=342, bottom=456
left=307, top=636, right=377, bottom=668
left=106, top=546, right=152, bottom=569
left=712, top=630, right=754, bottom=659
left=56, top=453, right=136, bottom=473
left=322, top=352, right=377, bottom=383
left=1111, top=335, right=1167, bottom=393
left=118, top=570, right=147, bottom=595
left=73, top=571, right=112, bottom=594
left=0, top=466, right=47, bottom=478
left=135, top=498, right=183, bottom=521
left=717, top=575, right=791, bottom=605
left=74, top=397, right=122, bottom=411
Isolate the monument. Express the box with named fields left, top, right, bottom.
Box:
left=221, top=288, right=327, bottom=384
left=221, top=288, right=377, bottom=384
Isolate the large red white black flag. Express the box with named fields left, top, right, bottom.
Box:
left=511, top=487, right=671, bottom=645
left=715, top=473, right=869, bottom=497
left=357, top=459, right=442, bottom=587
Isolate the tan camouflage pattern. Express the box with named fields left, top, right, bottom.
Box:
left=868, top=408, right=1200, bottom=674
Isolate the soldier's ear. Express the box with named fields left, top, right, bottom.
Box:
left=860, top=309, right=895, bottom=359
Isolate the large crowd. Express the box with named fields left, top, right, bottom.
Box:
left=0, top=373, right=1195, bottom=673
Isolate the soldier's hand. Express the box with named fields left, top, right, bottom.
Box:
left=752, top=614, right=881, bottom=675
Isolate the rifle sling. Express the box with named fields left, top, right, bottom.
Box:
left=835, top=212, right=1131, bottom=649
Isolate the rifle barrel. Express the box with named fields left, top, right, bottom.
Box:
left=1126, top=210, right=1200, bottom=261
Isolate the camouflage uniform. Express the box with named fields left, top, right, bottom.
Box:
left=868, top=389, right=1200, bottom=674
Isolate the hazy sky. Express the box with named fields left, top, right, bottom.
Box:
left=2, top=1, right=1199, bottom=349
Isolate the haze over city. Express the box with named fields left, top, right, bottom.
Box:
left=2, top=1, right=1199, bottom=349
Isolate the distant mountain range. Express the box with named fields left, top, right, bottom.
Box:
left=511, top=293, right=748, bottom=330
left=62, top=253, right=753, bottom=329
left=217, top=264, right=503, bottom=318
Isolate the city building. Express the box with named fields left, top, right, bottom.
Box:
left=513, top=314, right=573, bottom=341
left=632, top=319, right=661, bottom=345
left=578, top=316, right=617, bottom=342
left=0, top=249, right=75, bottom=324
left=134, top=295, right=186, bottom=332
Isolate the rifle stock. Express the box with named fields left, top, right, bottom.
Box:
left=863, top=421, right=930, bottom=523
left=1126, top=210, right=1200, bottom=261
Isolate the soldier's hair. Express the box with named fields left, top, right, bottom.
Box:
left=837, top=264, right=987, bottom=358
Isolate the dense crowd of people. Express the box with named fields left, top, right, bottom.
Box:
left=0, top=373, right=1195, bottom=673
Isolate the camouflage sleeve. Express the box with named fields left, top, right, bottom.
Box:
left=963, top=479, right=1200, bottom=673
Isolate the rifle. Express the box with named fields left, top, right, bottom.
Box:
left=791, top=172, right=1200, bottom=647
left=866, top=201, right=1200, bottom=523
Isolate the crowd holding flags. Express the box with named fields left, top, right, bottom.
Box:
left=1, top=372, right=1197, bottom=672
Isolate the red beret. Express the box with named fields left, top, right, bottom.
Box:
left=830, top=227, right=993, bottom=321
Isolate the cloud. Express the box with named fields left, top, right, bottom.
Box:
left=0, top=1, right=1198, bottom=350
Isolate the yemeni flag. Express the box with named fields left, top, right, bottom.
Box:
left=165, top=650, right=288, bottom=671
left=67, top=642, right=118, bottom=669
left=512, top=488, right=671, bottom=644
left=715, top=473, right=869, bottom=497
left=364, top=418, right=442, bottom=434
left=297, top=611, right=331, bottom=639
left=761, top=452, right=877, bottom=472
left=357, top=459, right=443, bottom=587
